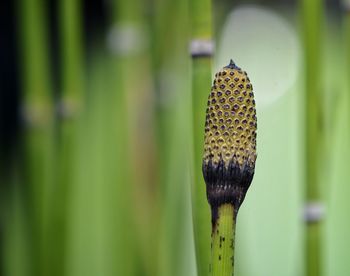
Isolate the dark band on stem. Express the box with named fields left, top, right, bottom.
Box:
left=203, top=158, right=254, bottom=229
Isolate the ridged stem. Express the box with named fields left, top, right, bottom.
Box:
left=211, top=204, right=235, bottom=276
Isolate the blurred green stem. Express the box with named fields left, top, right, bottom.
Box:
left=17, top=0, right=54, bottom=275
left=152, top=0, right=193, bottom=276
left=50, top=0, right=84, bottom=275
left=343, top=3, right=350, bottom=104
left=190, top=0, right=213, bottom=275
left=111, top=0, right=156, bottom=274
left=300, top=0, right=324, bottom=275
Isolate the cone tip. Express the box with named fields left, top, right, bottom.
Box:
left=224, top=59, right=241, bottom=70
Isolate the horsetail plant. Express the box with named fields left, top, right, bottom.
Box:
left=153, top=0, right=194, bottom=275
left=109, top=0, right=156, bottom=274
left=17, top=0, right=54, bottom=275
left=50, top=0, right=84, bottom=275
left=300, top=0, right=324, bottom=275
left=202, top=60, right=257, bottom=275
left=343, top=0, right=350, bottom=106
left=190, top=0, right=213, bottom=275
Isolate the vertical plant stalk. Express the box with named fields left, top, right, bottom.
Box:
left=110, top=0, right=155, bottom=274
left=60, top=0, right=84, bottom=108
left=17, top=0, right=54, bottom=275
left=211, top=204, right=235, bottom=276
left=51, top=0, right=84, bottom=275
left=343, top=1, right=350, bottom=103
left=202, top=61, right=257, bottom=275
left=300, top=0, right=324, bottom=275
left=152, top=0, right=192, bottom=275
left=189, top=0, right=213, bottom=275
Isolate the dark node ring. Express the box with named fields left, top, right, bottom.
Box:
left=202, top=158, right=255, bottom=227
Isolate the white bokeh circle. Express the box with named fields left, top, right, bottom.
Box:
left=216, top=5, right=301, bottom=107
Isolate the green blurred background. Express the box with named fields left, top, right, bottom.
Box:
left=0, top=0, right=349, bottom=275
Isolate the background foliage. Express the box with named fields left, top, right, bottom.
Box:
left=0, top=0, right=349, bottom=275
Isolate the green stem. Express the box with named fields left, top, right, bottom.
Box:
left=48, top=0, right=84, bottom=275
left=152, top=0, right=193, bottom=275
left=17, top=0, right=54, bottom=275
left=60, top=0, right=84, bottom=104
left=343, top=3, right=350, bottom=104
left=109, top=0, right=154, bottom=274
left=191, top=58, right=213, bottom=276
left=211, top=204, right=235, bottom=276
left=190, top=0, right=213, bottom=275
left=300, top=0, right=324, bottom=275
